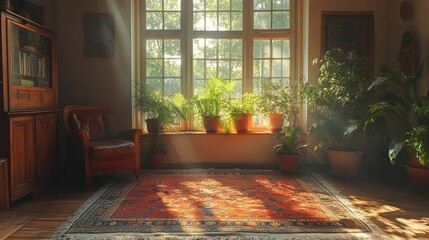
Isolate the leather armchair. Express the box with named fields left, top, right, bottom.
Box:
left=63, top=105, right=142, bottom=185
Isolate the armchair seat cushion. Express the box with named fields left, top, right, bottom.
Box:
left=89, top=140, right=136, bottom=159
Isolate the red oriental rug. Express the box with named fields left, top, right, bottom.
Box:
left=54, top=169, right=388, bottom=240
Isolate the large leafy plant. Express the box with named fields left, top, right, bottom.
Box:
left=364, top=64, right=429, bottom=165
left=273, top=127, right=308, bottom=155
left=302, top=48, right=371, bottom=151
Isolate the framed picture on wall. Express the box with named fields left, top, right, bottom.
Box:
left=83, top=12, right=115, bottom=58
left=321, top=11, right=374, bottom=74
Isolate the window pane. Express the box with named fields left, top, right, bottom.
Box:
left=164, top=12, right=181, bottom=30
left=273, top=12, right=289, bottom=29
left=206, top=1, right=217, bottom=11
left=273, top=0, right=290, bottom=10
left=164, top=59, right=181, bottom=77
left=146, top=0, right=162, bottom=11
left=218, top=39, right=230, bottom=59
left=219, top=12, right=231, bottom=31
left=193, top=0, right=205, bottom=11
left=254, top=12, right=271, bottom=29
left=205, top=39, right=218, bottom=59
left=272, top=60, right=282, bottom=77
left=146, top=59, right=163, bottom=77
left=254, top=0, right=271, bottom=10
left=147, top=78, right=163, bottom=90
left=219, top=0, right=230, bottom=11
left=193, top=60, right=205, bottom=79
left=193, top=12, right=205, bottom=30
left=231, top=12, right=243, bottom=31
left=165, top=78, right=181, bottom=96
left=146, top=12, right=163, bottom=30
left=164, top=40, right=181, bottom=58
left=146, top=40, right=162, bottom=58
left=164, top=0, right=180, bottom=11
left=206, top=12, right=218, bottom=30
left=231, top=0, right=243, bottom=10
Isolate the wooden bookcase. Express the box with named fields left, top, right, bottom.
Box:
left=0, top=10, right=58, bottom=209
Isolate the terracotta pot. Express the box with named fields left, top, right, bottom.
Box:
left=328, top=149, right=362, bottom=178
left=269, top=113, right=284, bottom=133
left=203, top=116, right=220, bottom=133
left=407, top=150, right=429, bottom=169
left=234, top=113, right=251, bottom=133
left=150, top=153, right=164, bottom=169
left=405, top=164, right=429, bottom=186
left=145, top=118, right=160, bottom=133
left=277, top=154, right=300, bottom=174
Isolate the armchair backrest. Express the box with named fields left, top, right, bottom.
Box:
left=63, top=105, right=115, bottom=141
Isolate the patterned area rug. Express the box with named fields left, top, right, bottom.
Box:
left=54, top=169, right=388, bottom=239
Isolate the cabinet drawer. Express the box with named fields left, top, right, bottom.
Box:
left=10, top=89, right=56, bottom=110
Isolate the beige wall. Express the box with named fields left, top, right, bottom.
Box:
left=305, top=0, right=389, bottom=86
left=58, top=0, right=132, bottom=131
left=387, top=0, right=429, bottom=94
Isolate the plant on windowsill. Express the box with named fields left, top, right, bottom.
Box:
left=191, top=78, right=235, bottom=133
left=358, top=63, right=429, bottom=186
left=227, top=93, right=259, bottom=133
left=258, top=80, right=302, bottom=133
left=302, top=48, right=372, bottom=178
left=273, top=126, right=308, bottom=174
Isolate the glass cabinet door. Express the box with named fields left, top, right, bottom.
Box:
left=10, top=23, right=52, bottom=88
left=4, top=13, right=57, bottom=111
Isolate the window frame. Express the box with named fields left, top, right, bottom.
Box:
left=137, top=0, right=297, bottom=131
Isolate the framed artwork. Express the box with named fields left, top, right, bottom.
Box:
left=321, top=11, right=374, bottom=73
left=83, top=12, right=115, bottom=58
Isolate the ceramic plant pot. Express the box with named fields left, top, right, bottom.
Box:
left=269, top=113, right=284, bottom=133
left=203, top=116, right=220, bottom=133
left=277, top=154, right=300, bottom=174
left=234, top=113, right=251, bottom=133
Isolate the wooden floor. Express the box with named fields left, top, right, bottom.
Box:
left=0, top=166, right=428, bottom=240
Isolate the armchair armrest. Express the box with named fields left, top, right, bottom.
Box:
left=78, top=129, right=90, bottom=150
left=116, top=129, right=143, bottom=143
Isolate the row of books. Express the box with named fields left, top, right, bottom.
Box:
left=15, top=50, right=48, bottom=79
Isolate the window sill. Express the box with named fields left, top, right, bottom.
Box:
left=142, top=130, right=275, bottom=136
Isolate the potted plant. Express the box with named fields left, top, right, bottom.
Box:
left=191, top=78, right=235, bottom=133
left=259, top=80, right=301, bottom=132
left=134, top=83, right=179, bottom=133
left=363, top=64, right=429, bottom=186
left=302, top=48, right=371, bottom=177
left=273, top=126, right=308, bottom=174
left=228, top=93, right=258, bottom=133
left=134, top=83, right=184, bottom=168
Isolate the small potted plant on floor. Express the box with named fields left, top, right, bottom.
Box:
left=302, top=48, right=371, bottom=177
left=227, top=93, right=258, bottom=133
left=259, top=80, right=301, bottom=132
left=273, top=126, right=308, bottom=174
left=191, top=78, right=235, bottom=133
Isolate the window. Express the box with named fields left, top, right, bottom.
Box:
left=139, top=0, right=296, bottom=130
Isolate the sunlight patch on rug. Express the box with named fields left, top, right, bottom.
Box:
left=54, top=169, right=389, bottom=239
